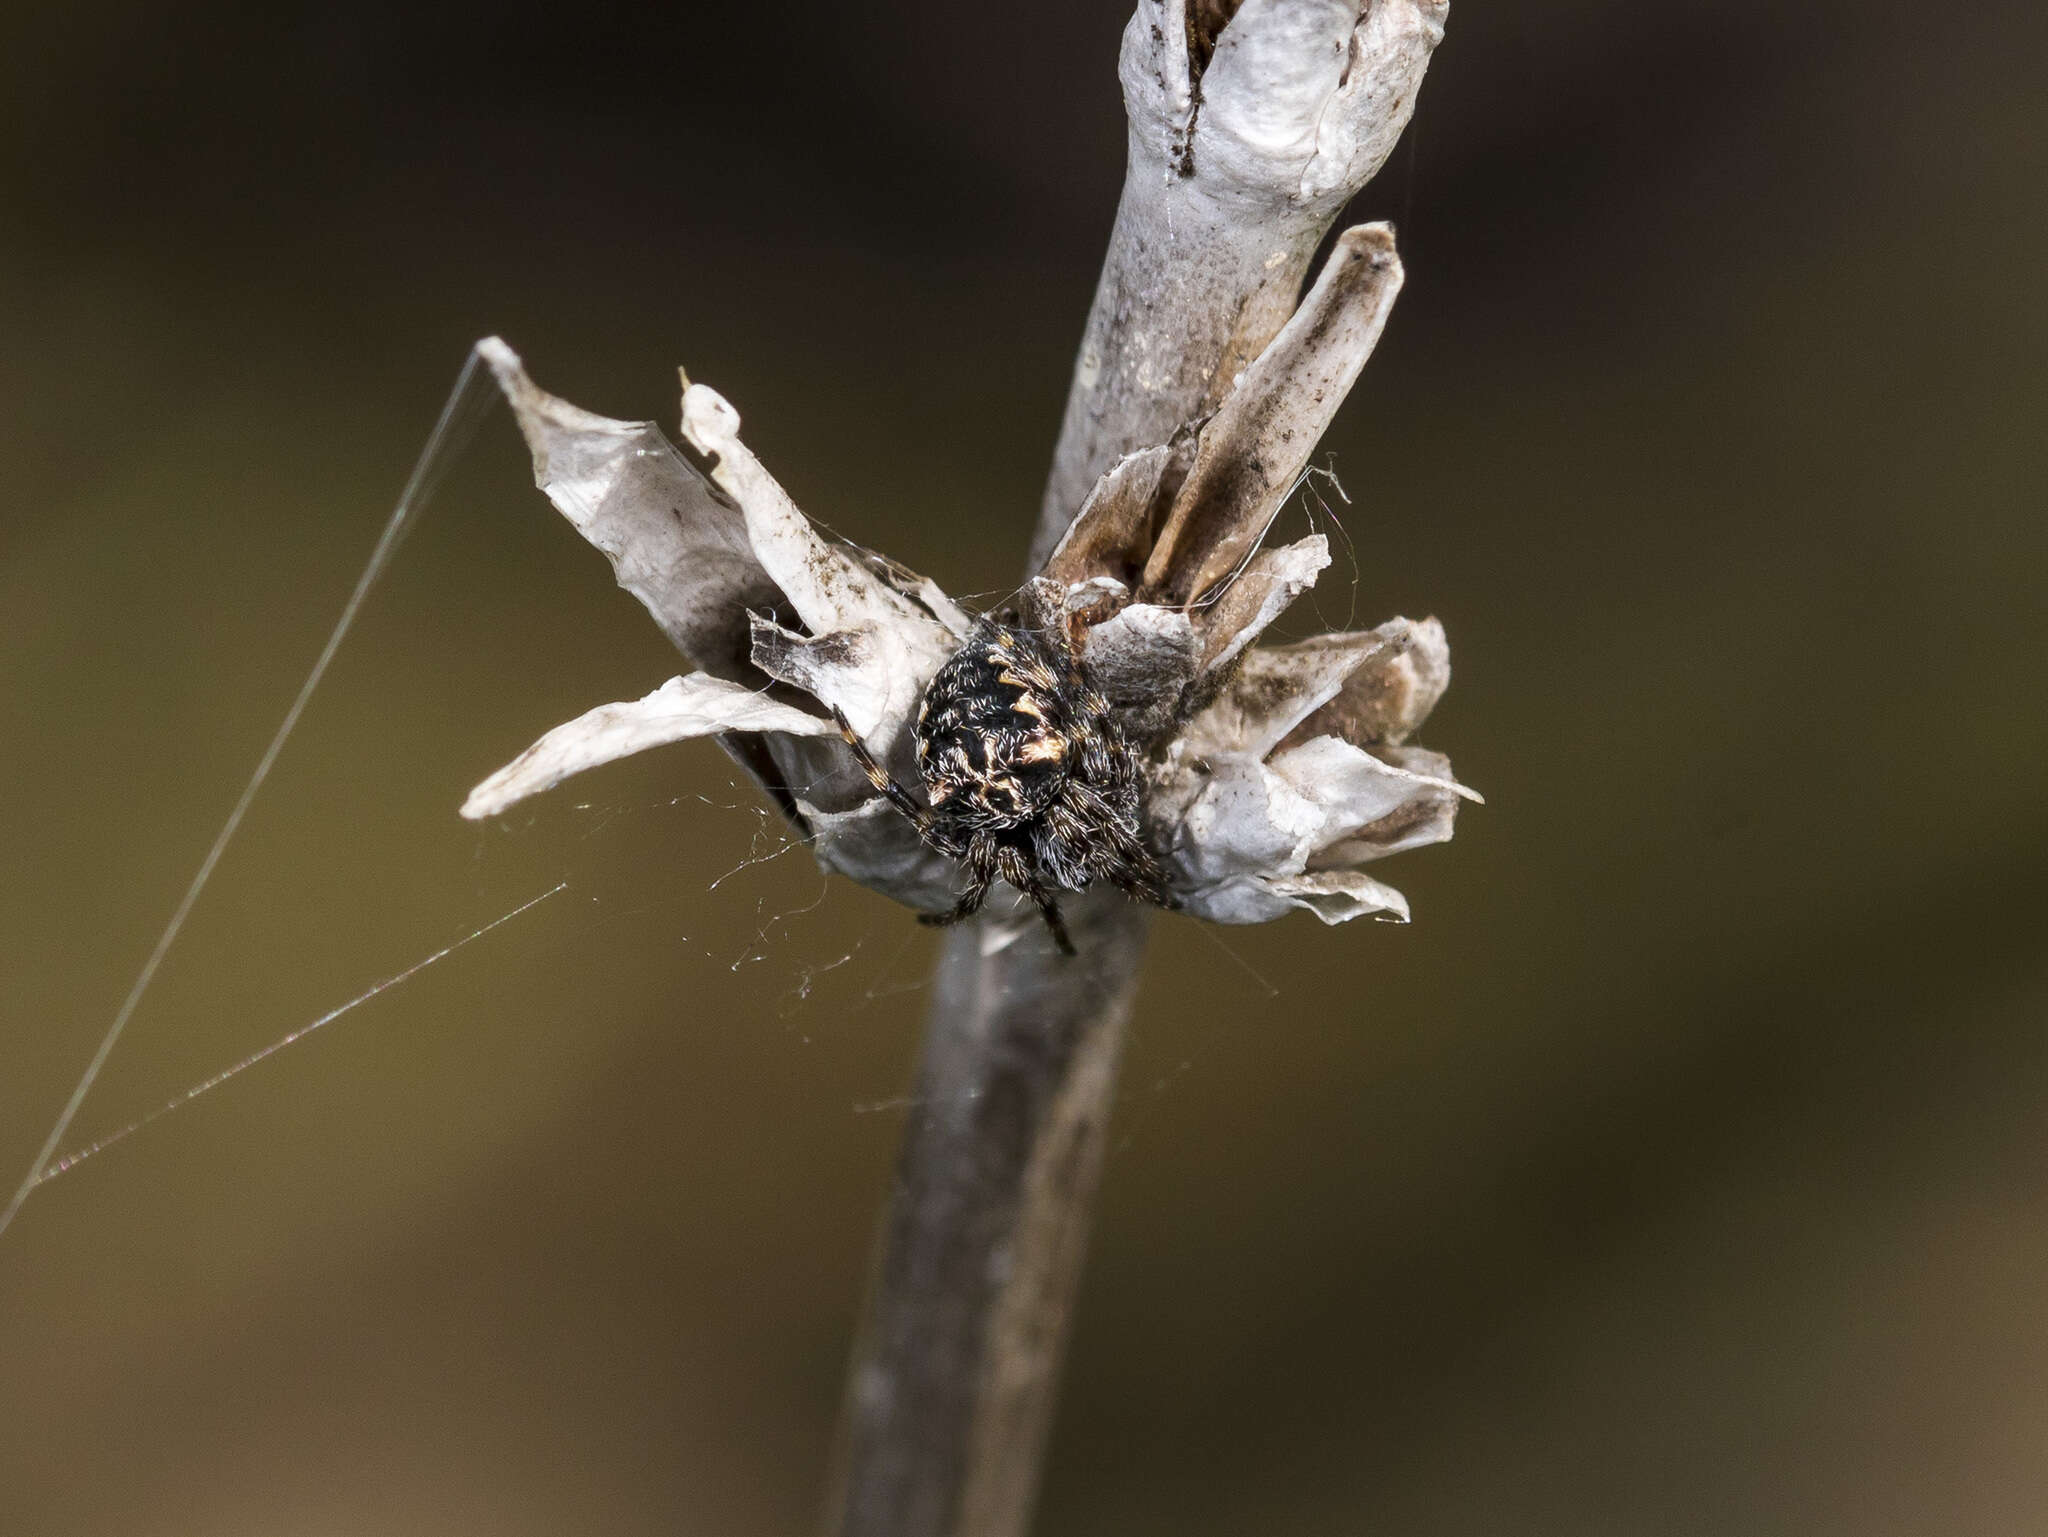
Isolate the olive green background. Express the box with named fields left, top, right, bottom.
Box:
left=4, top=2, right=2046, bottom=1532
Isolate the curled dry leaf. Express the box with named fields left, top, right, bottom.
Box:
left=473, top=338, right=775, bottom=682
left=464, top=217, right=1473, bottom=929
left=465, top=338, right=958, bottom=907
left=1141, top=224, right=1403, bottom=604
left=460, top=674, right=835, bottom=822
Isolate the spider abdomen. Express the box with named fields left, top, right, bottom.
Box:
left=915, top=621, right=1073, bottom=830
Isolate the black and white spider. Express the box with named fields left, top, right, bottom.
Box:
left=833, top=610, right=1176, bottom=955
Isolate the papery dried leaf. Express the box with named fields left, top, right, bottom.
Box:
left=1261, top=869, right=1412, bottom=925
left=479, top=338, right=780, bottom=681
left=1266, top=733, right=1478, bottom=850
left=1175, top=867, right=1408, bottom=926
left=857, top=549, right=975, bottom=638
left=1189, top=534, right=1330, bottom=671
left=1181, top=627, right=1400, bottom=761
left=680, top=385, right=957, bottom=750
left=1042, top=442, right=1181, bottom=590
left=1283, top=615, right=1451, bottom=748
left=461, top=673, right=835, bottom=821
left=758, top=733, right=873, bottom=818
left=717, top=732, right=811, bottom=833
left=1082, top=603, right=1199, bottom=746
left=1376, top=742, right=1464, bottom=785
left=748, top=614, right=909, bottom=753
left=1141, top=225, right=1402, bottom=605
left=1174, top=875, right=1303, bottom=925
left=1158, top=755, right=1324, bottom=884
left=797, top=795, right=962, bottom=912
left=679, top=385, right=915, bottom=638
left=1308, top=787, right=1460, bottom=869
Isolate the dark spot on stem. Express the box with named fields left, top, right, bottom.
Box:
left=1175, top=0, right=1246, bottom=178
left=1185, top=0, right=1245, bottom=83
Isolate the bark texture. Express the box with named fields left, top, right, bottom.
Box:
left=831, top=895, right=1149, bottom=1537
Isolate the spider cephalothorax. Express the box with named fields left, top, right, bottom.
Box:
left=834, top=612, right=1176, bottom=955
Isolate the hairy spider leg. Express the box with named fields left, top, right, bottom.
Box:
left=1101, top=821, right=1178, bottom=908
left=1060, top=778, right=1178, bottom=909
left=919, top=830, right=997, bottom=929
left=1075, top=715, right=1124, bottom=789
left=994, top=843, right=1074, bottom=955
left=832, top=707, right=964, bottom=857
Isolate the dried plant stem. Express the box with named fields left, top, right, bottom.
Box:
left=831, top=895, right=1149, bottom=1537
left=829, top=5, right=1446, bottom=1533
left=1029, top=175, right=1334, bottom=571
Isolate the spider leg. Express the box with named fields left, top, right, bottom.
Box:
left=996, top=843, right=1075, bottom=956
left=832, top=707, right=935, bottom=834
left=1112, top=824, right=1179, bottom=910
left=919, top=833, right=997, bottom=928
left=1063, top=781, right=1178, bottom=911
left=1109, top=847, right=1179, bottom=911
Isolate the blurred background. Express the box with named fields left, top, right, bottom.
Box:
left=4, top=1, right=2046, bottom=1531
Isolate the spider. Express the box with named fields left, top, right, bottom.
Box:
left=833, top=610, right=1176, bottom=955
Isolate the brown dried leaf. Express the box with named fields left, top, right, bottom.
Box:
left=1141, top=223, right=1404, bottom=605
left=1281, top=614, right=1450, bottom=749
left=1181, top=627, right=1400, bottom=761
left=1042, top=440, right=1185, bottom=590
left=1188, top=534, right=1330, bottom=671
